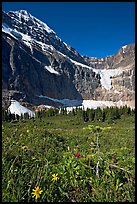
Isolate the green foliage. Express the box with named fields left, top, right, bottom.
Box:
left=2, top=110, right=135, bottom=202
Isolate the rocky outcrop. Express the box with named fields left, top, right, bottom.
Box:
left=83, top=44, right=135, bottom=70
left=83, top=44, right=135, bottom=101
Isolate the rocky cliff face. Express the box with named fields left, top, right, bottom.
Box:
left=83, top=44, right=135, bottom=102
left=2, top=10, right=135, bottom=108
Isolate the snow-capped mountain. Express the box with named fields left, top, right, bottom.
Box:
left=2, top=10, right=87, bottom=64
left=2, top=10, right=135, bottom=109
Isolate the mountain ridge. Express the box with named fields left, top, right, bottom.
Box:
left=2, top=10, right=135, bottom=109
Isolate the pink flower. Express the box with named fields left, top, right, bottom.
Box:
left=74, top=153, right=83, bottom=158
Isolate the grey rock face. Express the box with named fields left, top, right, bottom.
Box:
left=2, top=35, right=83, bottom=105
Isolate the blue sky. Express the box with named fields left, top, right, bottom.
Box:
left=2, top=2, right=135, bottom=58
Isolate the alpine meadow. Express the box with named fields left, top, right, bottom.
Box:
left=2, top=106, right=135, bottom=202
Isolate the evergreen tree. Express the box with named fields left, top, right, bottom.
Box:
left=76, top=107, right=83, bottom=121
left=94, top=107, right=102, bottom=121
left=85, top=112, right=89, bottom=122
left=72, top=108, right=75, bottom=116
left=11, top=113, right=16, bottom=121
left=24, top=112, right=29, bottom=120
left=102, top=110, right=106, bottom=122
left=16, top=114, right=20, bottom=121
left=60, top=108, right=65, bottom=115
left=82, top=110, right=89, bottom=122
left=114, top=107, right=120, bottom=119
left=64, top=108, right=67, bottom=115
left=20, top=113, right=24, bottom=121
left=88, top=109, right=95, bottom=121
left=127, top=107, right=131, bottom=115
left=2, top=108, right=8, bottom=121
left=7, top=112, right=12, bottom=122
left=36, top=111, right=41, bottom=119
left=131, top=108, right=135, bottom=115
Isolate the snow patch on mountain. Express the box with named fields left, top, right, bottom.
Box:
left=44, top=66, right=60, bottom=75
left=38, top=95, right=132, bottom=110
left=34, top=40, right=55, bottom=52
left=57, top=50, right=92, bottom=68
left=122, top=45, right=127, bottom=53
left=63, top=42, right=72, bottom=51
left=92, top=68, right=123, bottom=90
left=8, top=100, right=35, bottom=117
left=65, top=99, right=132, bottom=112
left=2, top=23, right=18, bottom=39
left=2, top=22, right=33, bottom=52
left=70, top=58, right=92, bottom=68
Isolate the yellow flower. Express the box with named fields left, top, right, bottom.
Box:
left=32, top=186, right=43, bottom=200
left=21, top=145, right=28, bottom=151
left=26, top=129, right=30, bottom=133
left=89, top=177, right=92, bottom=182
left=89, top=148, right=94, bottom=151
left=92, top=187, right=96, bottom=195
left=52, top=173, right=59, bottom=182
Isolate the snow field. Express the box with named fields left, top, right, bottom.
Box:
left=8, top=100, right=35, bottom=117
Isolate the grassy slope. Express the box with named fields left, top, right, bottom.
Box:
left=2, top=114, right=135, bottom=202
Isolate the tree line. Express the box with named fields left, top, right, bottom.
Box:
left=2, top=105, right=135, bottom=123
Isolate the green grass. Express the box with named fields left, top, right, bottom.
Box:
left=2, top=113, right=135, bottom=202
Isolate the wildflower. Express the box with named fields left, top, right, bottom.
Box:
left=32, top=186, right=43, bottom=200
left=74, top=153, right=83, bottom=158
left=52, top=173, right=59, bottom=182
left=89, top=148, right=94, bottom=151
left=21, top=145, right=28, bottom=151
left=92, top=187, right=96, bottom=195
left=89, top=177, right=92, bottom=181
left=26, top=129, right=30, bottom=133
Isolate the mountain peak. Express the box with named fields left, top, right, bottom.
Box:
left=7, top=9, right=55, bottom=34
left=8, top=9, right=31, bottom=19
left=2, top=9, right=87, bottom=64
left=9, top=9, right=30, bottom=16
left=16, top=9, right=30, bottom=15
